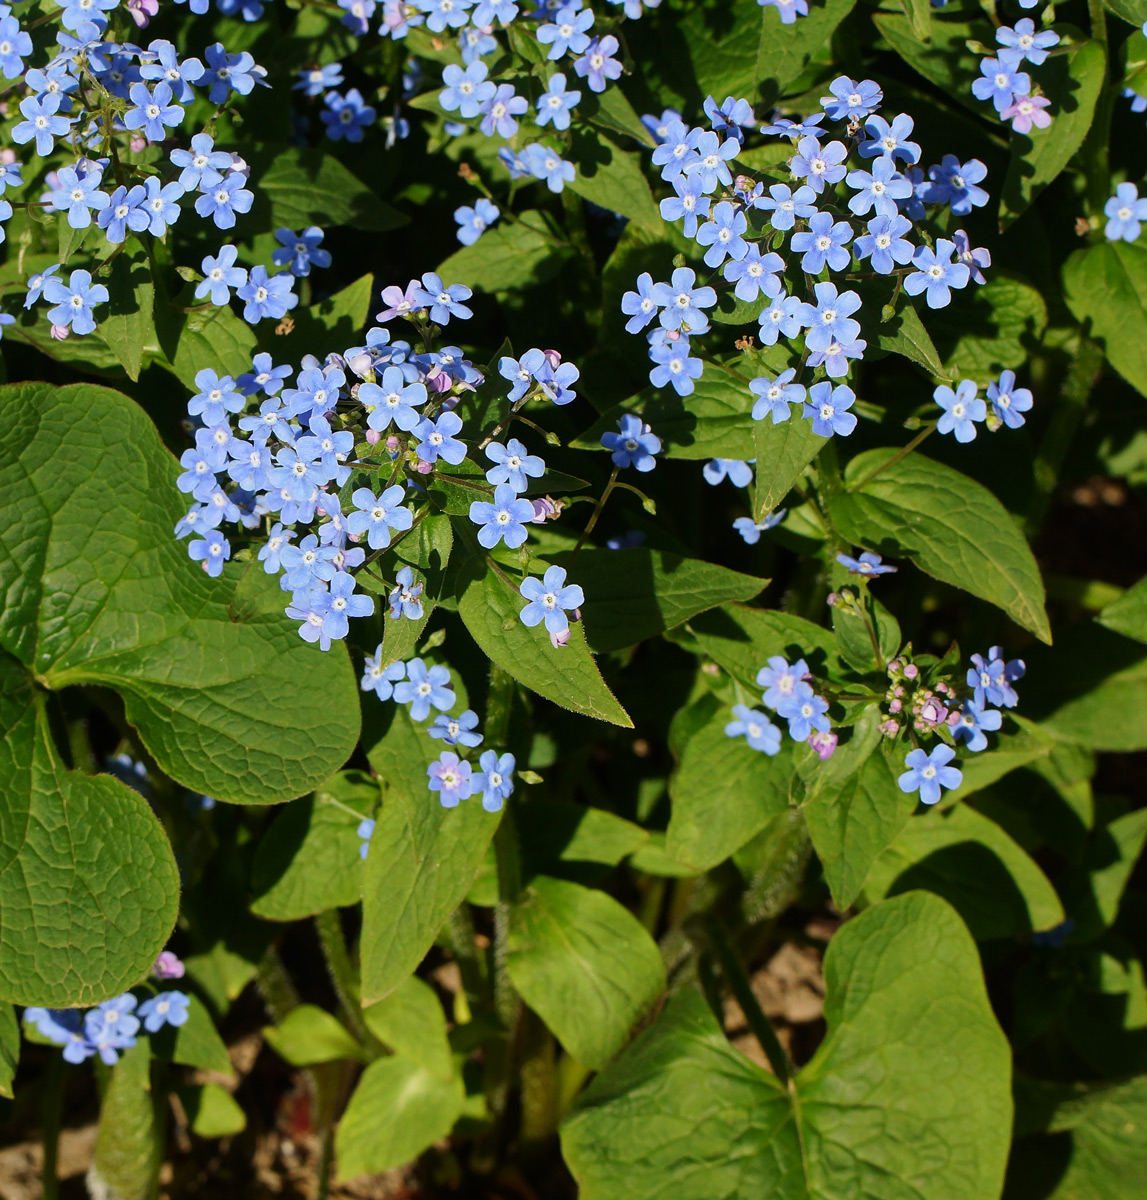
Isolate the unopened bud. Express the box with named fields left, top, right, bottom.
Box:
left=415, top=459, right=433, bottom=474
left=888, top=697, right=902, bottom=713
left=550, top=627, right=571, bottom=648
left=903, top=663, right=919, bottom=680
left=426, top=365, right=452, bottom=393
left=809, top=729, right=837, bottom=761
left=530, top=497, right=557, bottom=524
left=365, top=428, right=382, bottom=444
left=542, top=348, right=562, bottom=370
left=129, top=135, right=147, bottom=153
left=50, top=324, right=69, bottom=340
left=827, top=591, right=840, bottom=607
left=348, top=352, right=373, bottom=378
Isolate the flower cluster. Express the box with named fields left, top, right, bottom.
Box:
left=971, top=19, right=1060, bottom=135
left=933, top=369, right=1034, bottom=441
left=725, top=655, right=835, bottom=759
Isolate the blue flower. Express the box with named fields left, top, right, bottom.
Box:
left=777, top=684, right=831, bottom=741
left=651, top=267, right=716, bottom=332
left=24, top=1008, right=89, bottom=1060
left=273, top=226, right=331, bottom=276
left=760, top=112, right=824, bottom=139
left=855, top=213, right=915, bottom=275
left=124, top=81, right=184, bottom=142
left=899, top=745, right=962, bottom=805
left=972, top=57, right=1029, bottom=113
left=499, top=347, right=547, bottom=401
left=1105, top=183, right=1147, bottom=243
left=904, top=238, right=970, bottom=309
left=85, top=995, right=140, bottom=1065
left=0, top=159, right=23, bottom=194
left=257, top=524, right=296, bottom=574
left=140, top=176, right=185, bottom=238
left=97, top=184, right=149, bottom=244
left=803, top=382, right=857, bottom=437
left=322, top=573, right=374, bottom=641
left=454, top=198, right=499, bottom=245
left=987, top=369, right=1033, bottom=429
left=696, top=201, right=748, bottom=268
left=479, top=82, right=528, bottom=137
left=952, top=702, right=1002, bottom=753
left=602, top=413, right=662, bottom=470
left=791, top=211, right=853, bottom=274
left=837, top=551, right=897, bottom=576
left=23, top=265, right=59, bottom=313
left=138, top=991, right=191, bottom=1033
left=934, top=379, right=986, bottom=442
left=790, top=135, right=848, bottom=194
left=519, top=564, right=584, bottom=634
left=237, top=266, right=298, bottom=324
left=622, top=272, right=663, bottom=334
left=968, top=648, right=1023, bottom=709
left=704, top=94, right=755, bottom=140
left=723, top=245, right=783, bottom=304
left=0, top=13, right=32, bottom=78
left=413, top=272, right=473, bottom=323
left=759, top=0, right=809, bottom=24
left=460, top=24, right=497, bottom=62
left=347, top=484, right=413, bottom=549
left=651, top=120, right=702, bottom=180
left=361, top=646, right=406, bottom=698
left=171, top=133, right=233, bottom=191
left=422, top=0, right=471, bottom=32
left=683, top=130, right=740, bottom=193
left=24, top=63, right=78, bottom=114
left=996, top=19, right=1059, bottom=67
left=750, top=369, right=805, bottom=423
left=539, top=4, right=595, bottom=59
left=361, top=365, right=427, bottom=432
left=238, top=352, right=292, bottom=399
left=658, top=173, right=710, bottom=237
left=285, top=587, right=335, bottom=650
left=339, top=0, right=375, bottom=35
left=755, top=183, right=816, bottom=234
left=202, top=43, right=265, bottom=103
left=0, top=310, right=15, bottom=339
left=485, top=438, right=545, bottom=491
left=756, top=655, right=809, bottom=709
left=471, top=749, right=515, bottom=812
left=537, top=71, right=580, bottom=129
left=757, top=293, right=806, bottom=345
left=322, top=88, right=376, bottom=141
left=429, top=708, right=483, bottom=748
left=48, top=165, right=109, bottom=230
left=428, top=751, right=473, bottom=808
left=801, top=282, right=862, bottom=354
left=924, top=155, right=989, bottom=215
left=845, top=156, right=912, bottom=217
left=387, top=566, right=424, bottom=621
left=225, top=437, right=272, bottom=491
left=523, top=142, right=576, bottom=193
left=357, top=817, right=375, bottom=858
left=43, top=268, right=108, bottom=336
left=703, top=459, right=754, bottom=488
left=295, top=62, right=345, bottom=97
left=821, top=76, right=882, bottom=122
left=414, top=410, right=467, bottom=465
left=725, top=704, right=782, bottom=754
left=649, top=340, right=703, bottom=396
left=574, top=35, right=622, bottom=93
left=440, top=61, right=495, bottom=118
left=469, top=483, right=535, bottom=548
left=733, top=510, right=786, bottom=543
left=858, top=113, right=920, bottom=164
left=395, top=658, right=455, bottom=720
left=188, top=529, right=231, bottom=577
left=194, top=173, right=254, bottom=230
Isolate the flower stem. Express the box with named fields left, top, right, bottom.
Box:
left=850, top=422, right=937, bottom=491
left=566, top=466, right=619, bottom=564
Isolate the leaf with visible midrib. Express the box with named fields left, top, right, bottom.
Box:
left=0, top=382, right=360, bottom=804
left=1064, top=241, right=1147, bottom=400
left=753, top=413, right=824, bottom=517
left=561, top=891, right=1013, bottom=1200
left=831, top=448, right=1051, bottom=643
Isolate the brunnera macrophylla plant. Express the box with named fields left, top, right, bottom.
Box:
left=1, top=0, right=1146, bottom=1196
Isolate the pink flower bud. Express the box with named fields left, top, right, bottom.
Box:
left=0, top=149, right=15, bottom=166
left=415, top=460, right=433, bottom=474
left=542, top=349, right=562, bottom=370
left=129, top=135, right=147, bottom=153
left=888, top=698, right=902, bottom=713
left=365, top=428, right=382, bottom=444
left=126, top=0, right=159, bottom=26
left=426, top=365, right=452, bottom=393
left=152, top=950, right=185, bottom=980
left=809, top=730, right=838, bottom=760
left=50, top=324, right=70, bottom=341
left=348, top=352, right=373, bottom=378
left=550, top=627, right=571, bottom=648
left=228, top=153, right=250, bottom=179
left=530, top=497, right=557, bottom=524
left=947, top=707, right=963, bottom=726
left=903, top=663, right=919, bottom=680
left=826, top=592, right=840, bottom=607
left=920, top=697, right=947, bottom=725
left=385, top=435, right=400, bottom=453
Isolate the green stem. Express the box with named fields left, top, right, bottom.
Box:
left=850, top=422, right=937, bottom=491
left=566, top=466, right=620, bottom=564
left=40, top=1054, right=65, bottom=1200
left=704, top=916, right=792, bottom=1085
left=314, top=909, right=371, bottom=1046
left=517, top=1007, right=557, bottom=1159
left=443, top=901, right=490, bottom=1013
left=255, top=943, right=301, bottom=1025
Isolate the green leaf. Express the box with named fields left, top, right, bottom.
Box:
left=861, top=803, right=1065, bottom=939
left=831, top=448, right=1051, bottom=643
left=274, top=273, right=373, bottom=360
left=250, top=771, right=379, bottom=921
left=178, top=1083, right=247, bottom=1139
left=363, top=974, right=454, bottom=1080
left=1001, top=40, right=1106, bottom=225
left=932, top=271, right=1049, bottom=380
left=437, top=210, right=571, bottom=292
left=0, top=383, right=360, bottom=804
left=0, top=652, right=179, bottom=1006
left=1107, top=0, right=1147, bottom=24
left=873, top=296, right=946, bottom=377
left=163, top=302, right=258, bottom=393
left=572, top=361, right=756, bottom=461
left=580, top=85, right=657, bottom=148
left=335, top=1055, right=464, bottom=1181
left=873, top=10, right=991, bottom=119
left=89, top=1043, right=163, bottom=1200
left=150, top=994, right=234, bottom=1076
left=562, top=547, right=765, bottom=653
left=901, top=0, right=932, bottom=42
left=758, top=0, right=859, bottom=94
left=0, top=1002, right=18, bottom=1099
left=264, top=1003, right=364, bottom=1066
left=562, top=891, right=1012, bottom=1200
left=1058, top=808, right=1147, bottom=942
left=361, top=707, right=502, bottom=1004
left=1064, top=241, right=1147, bottom=399
left=101, top=245, right=156, bottom=382
left=457, top=560, right=632, bottom=727
left=518, top=798, right=648, bottom=871
left=1098, top=576, right=1147, bottom=644
left=378, top=512, right=453, bottom=668
left=752, top=412, right=824, bottom=517
left=567, top=130, right=662, bottom=231
left=507, top=875, right=666, bottom=1069
left=666, top=693, right=792, bottom=872
left=804, top=733, right=917, bottom=910
left=255, top=148, right=408, bottom=233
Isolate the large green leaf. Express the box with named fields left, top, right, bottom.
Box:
left=1058, top=807, right=1147, bottom=942
left=873, top=10, right=991, bottom=119
left=1001, top=40, right=1106, bottom=224
left=164, top=303, right=258, bottom=392
left=457, top=560, right=631, bottom=727
left=758, top=0, right=859, bottom=94
left=562, top=891, right=1012, bottom=1199
left=507, top=875, right=665, bottom=1069
left=335, top=1055, right=464, bottom=1181
left=752, top=414, right=825, bottom=518
left=1098, top=576, right=1147, bottom=644
left=688, top=605, right=839, bottom=692
left=831, top=448, right=1051, bottom=642
left=564, top=548, right=766, bottom=653
left=88, top=1042, right=163, bottom=1200
left=0, top=652, right=179, bottom=1006
left=931, top=272, right=1048, bottom=380
left=263, top=1003, right=364, bottom=1066
left=363, top=974, right=454, bottom=1080
left=0, top=383, right=359, bottom=804
left=861, top=803, right=1064, bottom=939
left=255, top=147, right=408, bottom=233
left=1064, top=241, right=1147, bottom=399
left=250, top=771, right=378, bottom=921
left=1107, top=0, right=1147, bottom=23
left=0, top=1002, right=16, bottom=1098
left=666, top=693, right=792, bottom=872
left=437, top=210, right=572, bottom=292
left=360, top=706, right=501, bottom=1003
left=102, top=245, right=157, bottom=382
left=567, top=129, right=662, bottom=231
